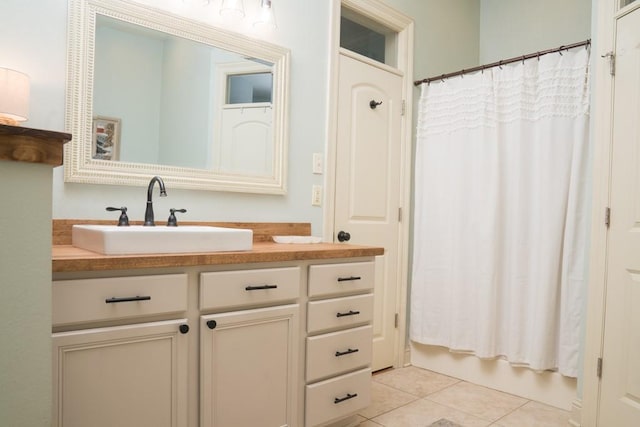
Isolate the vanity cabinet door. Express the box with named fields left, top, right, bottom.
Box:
left=200, top=304, right=299, bottom=427
left=52, top=319, right=189, bottom=427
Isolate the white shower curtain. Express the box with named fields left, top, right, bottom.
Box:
left=411, top=48, right=590, bottom=377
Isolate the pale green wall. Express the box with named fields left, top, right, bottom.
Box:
left=388, top=0, right=480, bottom=79
left=0, top=161, right=53, bottom=427
left=480, top=0, right=592, bottom=63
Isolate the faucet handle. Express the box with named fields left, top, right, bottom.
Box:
left=106, top=206, right=130, bottom=226
left=167, top=208, right=187, bottom=227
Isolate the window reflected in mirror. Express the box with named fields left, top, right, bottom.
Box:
left=227, top=72, right=273, bottom=104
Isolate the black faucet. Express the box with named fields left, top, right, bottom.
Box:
left=144, top=176, right=167, bottom=226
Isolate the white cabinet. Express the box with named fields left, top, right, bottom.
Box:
left=200, top=305, right=299, bottom=427
left=305, top=261, right=375, bottom=427
left=51, top=274, right=189, bottom=427
left=199, top=267, right=300, bottom=427
left=52, top=259, right=376, bottom=427
left=53, top=319, right=189, bottom=427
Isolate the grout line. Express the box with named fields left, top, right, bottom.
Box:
left=491, top=399, right=531, bottom=424
left=359, top=394, right=421, bottom=420
left=421, top=382, right=531, bottom=424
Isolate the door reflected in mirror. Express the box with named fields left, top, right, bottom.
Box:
left=65, top=0, right=290, bottom=194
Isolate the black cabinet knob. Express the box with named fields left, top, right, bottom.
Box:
left=337, top=231, right=351, bottom=242
left=206, top=320, right=217, bottom=330
left=179, top=324, right=189, bottom=334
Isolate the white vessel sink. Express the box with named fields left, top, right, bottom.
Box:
left=72, top=225, right=253, bottom=255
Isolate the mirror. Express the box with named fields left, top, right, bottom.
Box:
left=65, top=0, right=290, bottom=194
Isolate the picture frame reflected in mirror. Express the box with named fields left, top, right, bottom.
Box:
left=92, top=116, right=120, bottom=161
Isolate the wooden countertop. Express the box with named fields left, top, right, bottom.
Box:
left=52, top=242, right=384, bottom=273
left=0, top=124, right=71, bottom=166
left=52, top=220, right=384, bottom=272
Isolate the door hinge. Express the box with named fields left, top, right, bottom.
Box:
left=398, top=207, right=402, bottom=222
left=597, top=357, right=603, bottom=378
left=605, top=207, right=611, bottom=228
left=394, top=313, right=399, bottom=328
left=401, top=100, right=406, bottom=116
left=602, top=52, right=615, bottom=76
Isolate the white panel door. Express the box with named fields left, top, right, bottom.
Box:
left=599, top=5, right=640, bottom=426
left=200, top=304, right=299, bottom=427
left=334, top=53, right=403, bottom=371
left=52, top=320, right=189, bottom=427
left=218, top=105, right=273, bottom=176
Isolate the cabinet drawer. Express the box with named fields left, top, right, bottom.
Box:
left=307, top=294, right=374, bottom=334
left=306, top=325, right=372, bottom=382
left=200, top=267, right=300, bottom=310
left=52, top=274, right=188, bottom=327
left=308, top=262, right=374, bottom=298
left=305, top=368, right=371, bottom=427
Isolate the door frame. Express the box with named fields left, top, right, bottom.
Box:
left=325, top=0, right=414, bottom=368
left=582, top=1, right=640, bottom=425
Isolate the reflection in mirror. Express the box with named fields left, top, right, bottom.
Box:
left=65, top=0, right=290, bottom=194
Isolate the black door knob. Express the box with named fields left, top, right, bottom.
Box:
left=337, top=231, right=351, bottom=242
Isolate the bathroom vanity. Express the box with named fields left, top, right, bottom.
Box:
left=51, top=221, right=383, bottom=427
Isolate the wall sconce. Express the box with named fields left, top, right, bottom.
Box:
left=253, top=0, right=276, bottom=29
left=179, top=0, right=277, bottom=29
left=220, top=0, right=245, bottom=17
left=0, top=67, right=30, bottom=126
left=182, top=0, right=211, bottom=5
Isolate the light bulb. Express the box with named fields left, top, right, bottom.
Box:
left=253, top=0, right=276, bottom=29
left=220, top=0, right=245, bottom=17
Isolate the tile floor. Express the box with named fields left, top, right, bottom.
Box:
left=354, top=366, right=571, bottom=427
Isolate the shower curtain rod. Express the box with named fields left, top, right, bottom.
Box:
left=413, top=39, right=591, bottom=86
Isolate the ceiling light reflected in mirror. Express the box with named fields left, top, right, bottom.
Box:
left=179, top=0, right=277, bottom=29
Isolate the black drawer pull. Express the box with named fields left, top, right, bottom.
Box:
left=245, top=284, right=278, bottom=291
left=334, top=393, right=358, bottom=404
left=337, top=276, right=361, bottom=282
left=336, top=310, right=361, bottom=318
left=335, top=348, right=359, bottom=357
left=105, top=295, right=151, bottom=304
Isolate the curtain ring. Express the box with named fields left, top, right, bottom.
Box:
left=498, top=60, right=503, bottom=69
left=521, top=55, right=526, bottom=65
left=537, top=52, right=541, bottom=61
left=460, top=70, right=464, bottom=78
left=441, top=74, right=445, bottom=83
left=558, top=46, right=564, bottom=55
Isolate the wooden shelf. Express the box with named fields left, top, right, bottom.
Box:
left=0, top=124, right=71, bottom=166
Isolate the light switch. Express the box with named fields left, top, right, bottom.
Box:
left=312, top=153, right=323, bottom=174
left=311, top=185, right=322, bottom=206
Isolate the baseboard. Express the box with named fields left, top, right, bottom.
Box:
left=410, top=342, right=577, bottom=410
left=403, top=346, right=411, bottom=367
left=568, top=399, right=582, bottom=426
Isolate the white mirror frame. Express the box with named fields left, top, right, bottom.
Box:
left=65, top=0, right=290, bottom=194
